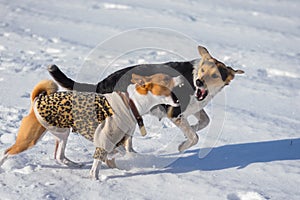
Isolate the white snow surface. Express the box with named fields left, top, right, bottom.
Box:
left=0, top=0, right=299, bottom=199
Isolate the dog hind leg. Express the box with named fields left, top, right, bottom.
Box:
left=50, top=129, right=82, bottom=168
left=54, top=139, right=59, bottom=159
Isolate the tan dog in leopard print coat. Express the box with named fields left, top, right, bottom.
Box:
left=0, top=73, right=183, bottom=180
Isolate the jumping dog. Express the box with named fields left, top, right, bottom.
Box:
left=48, top=46, right=244, bottom=152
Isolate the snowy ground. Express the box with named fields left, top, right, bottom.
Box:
left=0, top=0, right=299, bottom=199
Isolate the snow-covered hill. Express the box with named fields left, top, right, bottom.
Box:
left=0, top=0, right=299, bottom=199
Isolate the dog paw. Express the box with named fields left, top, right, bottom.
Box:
left=128, top=148, right=137, bottom=153
left=89, top=173, right=99, bottom=181
left=59, top=158, right=84, bottom=168
left=178, top=140, right=194, bottom=152
left=89, top=170, right=106, bottom=181
left=178, top=141, right=189, bottom=152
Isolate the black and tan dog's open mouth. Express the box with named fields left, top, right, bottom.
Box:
left=195, top=88, right=208, bottom=101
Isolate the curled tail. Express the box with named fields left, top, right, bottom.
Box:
left=48, top=64, right=97, bottom=92
left=31, top=79, right=58, bottom=102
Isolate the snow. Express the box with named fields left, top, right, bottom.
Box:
left=0, top=0, right=299, bottom=199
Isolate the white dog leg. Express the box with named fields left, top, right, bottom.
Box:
left=50, top=129, right=82, bottom=167
left=90, top=159, right=101, bottom=180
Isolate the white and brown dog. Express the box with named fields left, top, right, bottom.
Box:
left=0, top=73, right=183, bottom=179
left=48, top=46, right=244, bottom=152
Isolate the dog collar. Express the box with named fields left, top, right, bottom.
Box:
left=117, top=91, right=147, bottom=136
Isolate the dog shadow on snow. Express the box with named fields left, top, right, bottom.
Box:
left=108, top=138, right=300, bottom=179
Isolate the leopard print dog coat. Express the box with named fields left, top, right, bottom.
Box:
left=35, top=91, right=115, bottom=160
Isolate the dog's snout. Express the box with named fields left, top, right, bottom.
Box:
left=196, top=79, right=204, bottom=87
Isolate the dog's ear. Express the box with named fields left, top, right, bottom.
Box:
left=131, top=73, right=147, bottom=85
left=198, top=46, right=212, bottom=59
left=132, top=74, right=153, bottom=94
left=227, top=66, right=245, bottom=75
left=228, top=67, right=245, bottom=75
left=234, top=69, right=245, bottom=75
left=223, top=67, right=244, bottom=85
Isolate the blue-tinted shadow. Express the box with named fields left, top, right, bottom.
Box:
left=167, top=138, right=300, bottom=173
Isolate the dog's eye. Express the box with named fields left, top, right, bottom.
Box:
left=211, top=73, right=218, bottom=78
left=201, top=69, right=205, bottom=73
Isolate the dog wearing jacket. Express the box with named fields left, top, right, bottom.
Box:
left=0, top=73, right=183, bottom=179
left=48, top=46, right=244, bottom=152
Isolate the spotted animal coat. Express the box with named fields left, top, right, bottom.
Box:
left=36, top=91, right=114, bottom=141
left=35, top=91, right=117, bottom=160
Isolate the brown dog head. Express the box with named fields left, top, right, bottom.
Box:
left=194, top=46, right=244, bottom=101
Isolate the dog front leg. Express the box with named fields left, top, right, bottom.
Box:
left=90, top=147, right=108, bottom=180
left=191, top=109, right=210, bottom=132
left=90, top=159, right=101, bottom=180
left=171, top=116, right=199, bottom=152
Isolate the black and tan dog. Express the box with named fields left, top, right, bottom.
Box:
left=0, top=73, right=183, bottom=179
left=48, top=46, right=244, bottom=152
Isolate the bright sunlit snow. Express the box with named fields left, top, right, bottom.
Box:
left=0, top=0, right=299, bottom=199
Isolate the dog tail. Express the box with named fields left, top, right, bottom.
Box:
left=0, top=80, right=58, bottom=165
left=48, top=64, right=98, bottom=92
left=31, top=79, right=58, bottom=102
left=3, top=112, right=46, bottom=157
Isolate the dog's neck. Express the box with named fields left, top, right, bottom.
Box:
left=126, top=84, right=165, bottom=116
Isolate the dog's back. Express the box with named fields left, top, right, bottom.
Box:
left=48, top=61, right=197, bottom=118
left=34, top=91, right=114, bottom=141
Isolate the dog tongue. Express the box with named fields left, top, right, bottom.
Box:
left=200, top=89, right=206, bottom=100
left=201, top=89, right=206, bottom=96
left=196, top=89, right=203, bottom=99
left=196, top=88, right=207, bottom=100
